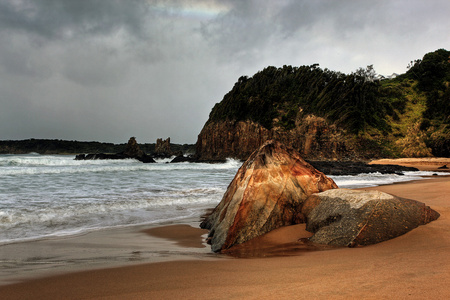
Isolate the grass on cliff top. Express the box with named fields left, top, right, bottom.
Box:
left=381, top=79, right=427, bottom=138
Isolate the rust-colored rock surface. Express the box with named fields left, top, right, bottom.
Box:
left=200, top=140, right=338, bottom=252
left=302, top=189, right=440, bottom=247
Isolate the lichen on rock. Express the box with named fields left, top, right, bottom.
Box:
left=301, top=189, right=440, bottom=247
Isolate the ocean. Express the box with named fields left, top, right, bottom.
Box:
left=0, top=154, right=444, bottom=246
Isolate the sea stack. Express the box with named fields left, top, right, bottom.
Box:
left=122, top=137, right=155, bottom=163
left=200, top=140, right=338, bottom=252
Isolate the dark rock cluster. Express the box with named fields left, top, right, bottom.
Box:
left=75, top=137, right=198, bottom=164
left=307, top=161, right=419, bottom=175
left=75, top=137, right=155, bottom=163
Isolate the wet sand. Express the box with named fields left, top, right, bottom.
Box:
left=370, top=157, right=450, bottom=172
left=0, top=220, right=217, bottom=286
left=1, top=171, right=449, bottom=299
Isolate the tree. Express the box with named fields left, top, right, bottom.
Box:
left=354, top=65, right=377, bottom=83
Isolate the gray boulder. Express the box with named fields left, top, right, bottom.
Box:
left=301, top=189, right=440, bottom=247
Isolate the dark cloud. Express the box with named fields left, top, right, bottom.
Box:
left=0, top=0, right=150, bottom=40
left=0, top=0, right=449, bottom=144
left=201, top=0, right=450, bottom=71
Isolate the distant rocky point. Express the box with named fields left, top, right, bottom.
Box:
left=0, top=137, right=196, bottom=158
left=75, top=137, right=156, bottom=163
left=75, top=137, right=197, bottom=163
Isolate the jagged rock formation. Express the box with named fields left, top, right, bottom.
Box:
left=200, top=140, right=338, bottom=252
left=123, top=137, right=145, bottom=158
left=154, top=138, right=173, bottom=158
left=122, top=137, right=155, bottom=163
left=75, top=137, right=155, bottom=163
left=301, top=189, right=440, bottom=247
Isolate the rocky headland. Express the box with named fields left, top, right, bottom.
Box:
left=195, top=49, right=450, bottom=162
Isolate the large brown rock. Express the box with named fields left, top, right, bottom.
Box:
left=301, top=189, right=440, bottom=247
left=200, top=140, right=338, bottom=252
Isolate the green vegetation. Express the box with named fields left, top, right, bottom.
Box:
left=209, top=65, right=388, bottom=133
left=207, top=49, right=450, bottom=157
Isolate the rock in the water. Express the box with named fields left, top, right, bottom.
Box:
left=75, top=137, right=155, bottom=163
left=123, top=137, right=145, bottom=158
left=200, top=140, right=338, bottom=252
left=154, top=137, right=172, bottom=158
left=122, top=137, right=155, bottom=163
left=75, top=153, right=126, bottom=160
left=170, top=155, right=194, bottom=163
left=307, top=161, right=418, bottom=175
left=301, top=189, right=440, bottom=247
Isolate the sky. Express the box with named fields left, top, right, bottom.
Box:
left=0, top=0, right=449, bottom=144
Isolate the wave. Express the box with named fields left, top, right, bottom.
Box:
left=331, top=171, right=447, bottom=189
left=0, top=186, right=226, bottom=244
left=0, top=155, right=243, bottom=176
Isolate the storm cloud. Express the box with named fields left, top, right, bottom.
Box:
left=0, top=0, right=449, bottom=144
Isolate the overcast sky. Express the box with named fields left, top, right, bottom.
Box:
left=0, top=0, right=449, bottom=144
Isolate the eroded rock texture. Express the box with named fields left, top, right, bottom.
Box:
left=301, top=189, right=440, bottom=247
left=196, top=118, right=348, bottom=161
left=200, top=140, right=338, bottom=252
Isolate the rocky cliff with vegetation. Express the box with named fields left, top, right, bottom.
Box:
left=196, top=49, right=450, bottom=161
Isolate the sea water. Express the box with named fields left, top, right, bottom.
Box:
left=0, top=154, right=444, bottom=245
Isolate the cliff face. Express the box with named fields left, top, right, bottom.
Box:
left=196, top=115, right=373, bottom=161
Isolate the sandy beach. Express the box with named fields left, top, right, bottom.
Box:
left=1, top=164, right=449, bottom=299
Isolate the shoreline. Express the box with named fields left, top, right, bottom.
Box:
left=0, top=218, right=220, bottom=286
left=369, top=157, right=450, bottom=172
left=1, top=164, right=450, bottom=298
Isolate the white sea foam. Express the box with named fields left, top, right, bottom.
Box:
left=0, top=154, right=242, bottom=244
left=331, top=171, right=447, bottom=189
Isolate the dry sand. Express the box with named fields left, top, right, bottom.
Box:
left=1, top=168, right=449, bottom=299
